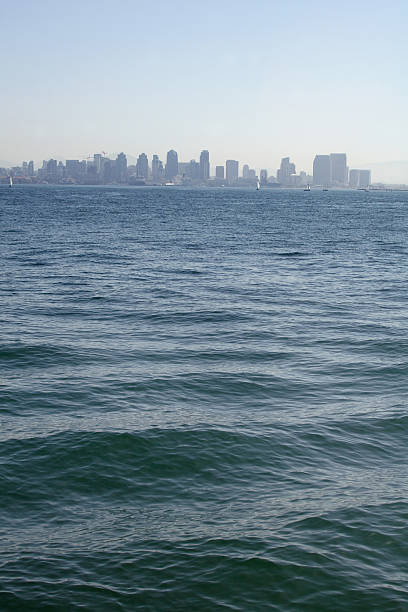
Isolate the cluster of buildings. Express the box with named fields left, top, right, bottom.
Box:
left=312, top=154, right=371, bottom=188
left=0, top=150, right=371, bottom=188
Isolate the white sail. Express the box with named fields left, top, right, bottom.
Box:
left=9, top=176, right=13, bottom=187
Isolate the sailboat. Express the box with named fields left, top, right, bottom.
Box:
left=304, top=183, right=311, bottom=191
left=8, top=176, right=13, bottom=188
left=256, top=180, right=260, bottom=191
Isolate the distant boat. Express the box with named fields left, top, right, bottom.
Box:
left=323, top=188, right=328, bottom=191
left=8, top=175, right=13, bottom=188
left=304, top=183, right=311, bottom=191
left=256, top=180, right=260, bottom=191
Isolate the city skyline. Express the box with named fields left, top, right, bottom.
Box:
left=1, top=149, right=377, bottom=189
left=0, top=149, right=403, bottom=185
left=1, top=1, right=407, bottom=183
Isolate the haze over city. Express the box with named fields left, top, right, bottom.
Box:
left=2, top=0, right=407, bottom=182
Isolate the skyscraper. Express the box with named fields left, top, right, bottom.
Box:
left=152, top=155, right=164, bottom=182
left=66, top=160, right=81, bottom=180
left=189, top=160, right=200, bottom=179
left=47, top=159, right=57, bottom=181
left=359, top=170, right=371, bottom=188
left=330, top=153, right=348, bottom=186
left=136, top=153, right=149, bottom=179
left=216, top=165, right=224, bottom=179
left=349, top=169, right=360, bottom=188
left=199, top=150, right=210, bottom=180
left=165, top=150, right=178, bottom=181
left=313, top=155, right=330, bottom=186
left=94, top=154, right=103, bottom=175
left=260, top=169, right=268, bottom=185
left=116, top=152, right=127, bottom=183
left=226, top=160, right=239, bottom=185
left=28, top=161, right=34, bottom=177
left=277, top=157, right=295, bottom=185
left=242, top=164, right=250, bottom=179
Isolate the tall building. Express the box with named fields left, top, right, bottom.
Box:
left=136, top=153, right=149, bottom=179
left=242, top=164, right=250, bottom=179
left=28, top=161, right=34, bottom=177
left=313, top=155, right=331, bottom=186
left=216, top=165, right=224, bottom=179
left=330, top=153, right=347, bottom=185
left=359, top=169, right=371, bottom=188
left=226, top=160, right=239, bottom=185
left=66, top=160, right=81, bottom=180
left=189, top=160, right=200, bottom=179
left=260, top=169, right=268, bottom=185
left=57, top=161, right=64, bottom=180
left=103, top=160, right=116, bottom=183
left=349, top=169, right=360, bottom=188
left=94, top=154, right=103, bottom=175
left=47, top=159, right=57, bottom=180
left=199, top=150, right=210, bottom=180
left=165, top=150, right=178, bottom=181
left=277, top=157, right=296, bottom=185
left=152, top=155, right=164, bottom=182
left=116, top=152, right=127, bottom=183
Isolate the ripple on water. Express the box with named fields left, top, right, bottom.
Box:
left=1, top=187, right=408, bottom=610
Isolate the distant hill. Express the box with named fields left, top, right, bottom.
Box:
left=360, top=161, right=408, bottom=184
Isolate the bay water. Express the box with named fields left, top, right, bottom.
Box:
left=1, top=186, right=408, bottom=610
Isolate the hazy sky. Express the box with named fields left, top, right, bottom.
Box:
left=1, top=0, right=407, bottom=179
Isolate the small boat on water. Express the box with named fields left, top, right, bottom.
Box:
left=304, top=183, right=311, bottom=191
left=256, top=180, right=260, bottom=191
left=9, top=176, right=13, bottom=188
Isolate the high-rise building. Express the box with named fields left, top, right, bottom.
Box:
left=242, top=164, right=250, bottom=179
left=102, top=160, right=116, bottom=183
left=277, top=157, right=296, bottom=185
left=216, top=165, right=224, bottom=179
left=330, top=153, right=347, bottom=185
left=349, top=169, right=360, bottom=188
left=152, top=155, right=164, bottom=182
left=178, top=163, right=190, bottom=176
left=189, top=160, right=200, bottom=179
left=94, top=154, right=102, bottom=175
left=200, top=150, right=210, bottom=180
left=116, top=152, right=127, bottom=183
left=66, top=160, right=81, bottom=180
left=28, top=161, right=34, bottom=177
left=165, top=150, right=178, bottom=181
left=226, top=160, right=239, bottom=185
left=313, top=155, right=331, bottom=186
left=47, top=159, right=57, bottom=180
left=260, top=169, right=268, bottom=185
left=359, top=169, right=371, bottom=188
left=136, top=153, right=149, bottom=179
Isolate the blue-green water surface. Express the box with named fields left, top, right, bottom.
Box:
left=1, top=186, right=408, bottom=610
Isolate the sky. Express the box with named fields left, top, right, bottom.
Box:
left=1, top=0, right=407, bottom=180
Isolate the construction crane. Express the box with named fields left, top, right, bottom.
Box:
left=75, top=151, right=108, bottom=161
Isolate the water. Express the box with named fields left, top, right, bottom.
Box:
left=1, top=185, right=408, bottom=610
